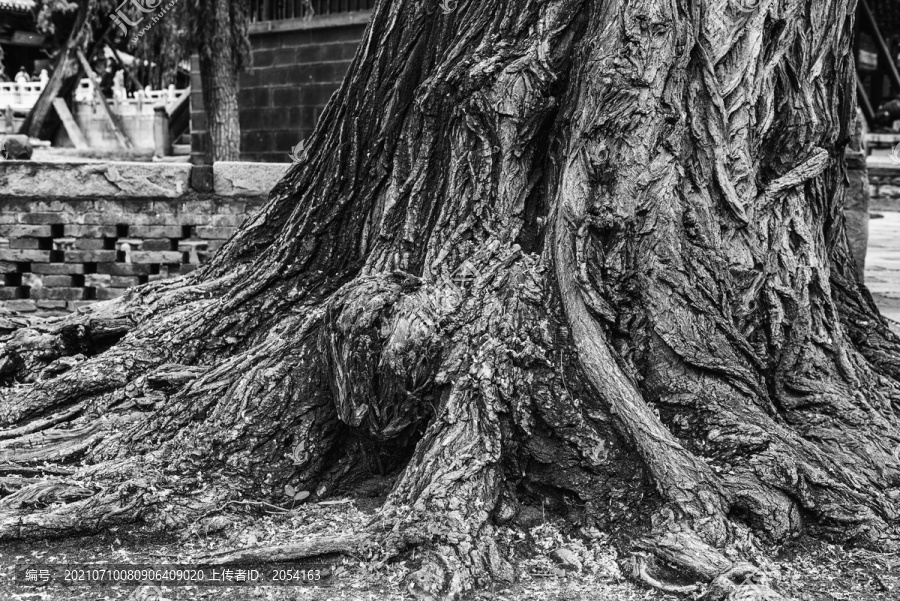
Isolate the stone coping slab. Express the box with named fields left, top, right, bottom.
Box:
left=868, top=156, right=900, bottom=176
left=213, top=161, right=290, bottom=197
left=0, top=160, right=291, bottom=198
left=0, top=161, right=191, bottom=198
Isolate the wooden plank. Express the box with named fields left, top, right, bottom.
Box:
left=857, top=76, right=875, bottom=128
left=74, top=48, right=134, bottom=150
left=20, top=2, right=88, bottom=139
left=51, top=98, right=89, bottom=150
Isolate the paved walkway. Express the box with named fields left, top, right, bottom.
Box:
left=867, top=210, right=900, bottom=324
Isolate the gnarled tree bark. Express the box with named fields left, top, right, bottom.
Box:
left=0, top=0, right=897, bottom=599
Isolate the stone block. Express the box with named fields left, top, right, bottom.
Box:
left=213, top=161, right=289, bottom=196
left=41, top=275, right=74, bottom=287
left=129, top=251, right=184, bottom=264
left=0, top=225, right=51, bottom=237
left=64, top=224, right=118, bottom=238
left=0, top=162, right=191, bottom=198
left=4, top=299, right=36, bottom=312
left=31, top=263, right=85, bottom=275
left=74, top=238, right=106, bottom=250
left=0, top=250, right=50, bottom=262
left=63, top=250, right=118, bottom=263
left=35, top=300, right=68, bottom=310
left=31, top=287, right=86, bottom=301
left=9, top=238, right=43, bottom=249
left=85, top=273, right=112, bottom=288
left=19, top=212, right=69, bottom=225
left=128, top=225, right=184, bottom=238
left=208, top=214, right=248, bottom=228
left=140, top=238, right=175, bottom=251
left=97, top=263, right=153, bottom=276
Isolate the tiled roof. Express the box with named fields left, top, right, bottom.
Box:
left=0, top=0, right=34, bottom=12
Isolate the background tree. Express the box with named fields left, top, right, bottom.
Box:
left=1, top=0, right=899, bottom=599
left=115, top=0, right=251, bottom=161
left=23, top=0, right=249, bottom=162
left=179, top=0, right=250, bottom=161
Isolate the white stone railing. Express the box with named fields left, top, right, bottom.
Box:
left=74, top=80, right=188, bottom=114
left=1, top=80, right=188, bottom=115
left=0, top=81, right=46, bottom=111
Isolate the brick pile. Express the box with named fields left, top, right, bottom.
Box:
left=0, top=197, right=264, bottom=313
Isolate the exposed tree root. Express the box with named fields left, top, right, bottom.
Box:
left=197, top=533, right=372, bottom=565
left=0, top=404, right=84, bottom=440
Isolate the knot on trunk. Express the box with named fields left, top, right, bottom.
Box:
left=322, top=273, right=449, bottom=440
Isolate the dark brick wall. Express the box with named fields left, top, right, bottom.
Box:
left=0, top=196, right=265, bottom=313
left=191, top=14, right=368, bottom=164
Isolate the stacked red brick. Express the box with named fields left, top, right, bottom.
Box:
left=0, top=198, right=263, bottom=313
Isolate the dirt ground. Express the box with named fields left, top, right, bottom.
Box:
left=0, top=495, right=896, bottom=601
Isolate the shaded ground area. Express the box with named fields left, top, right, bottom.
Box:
left=0, top=495, right=896, bottom=600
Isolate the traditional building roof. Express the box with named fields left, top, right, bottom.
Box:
left=0, top=0, right=34, bottom=12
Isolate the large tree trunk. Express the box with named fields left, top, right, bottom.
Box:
left=1, top=0, right=898, bottom=599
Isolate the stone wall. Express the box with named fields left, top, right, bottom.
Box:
left=0, top=157, right=896, bottom=315
left=190, top=12, right=369, bottom=163
left=0, top=195, right=265, bottom=313
left=869, top=161, right=900, bottom=210
left=54, top=102, right=157, bottom=153
left=0, top=160, right=288, bottom=314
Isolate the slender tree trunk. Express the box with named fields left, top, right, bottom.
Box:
left=0, top=0, right=897, bottom=599
left=195, top=0, right=244, bottom=162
